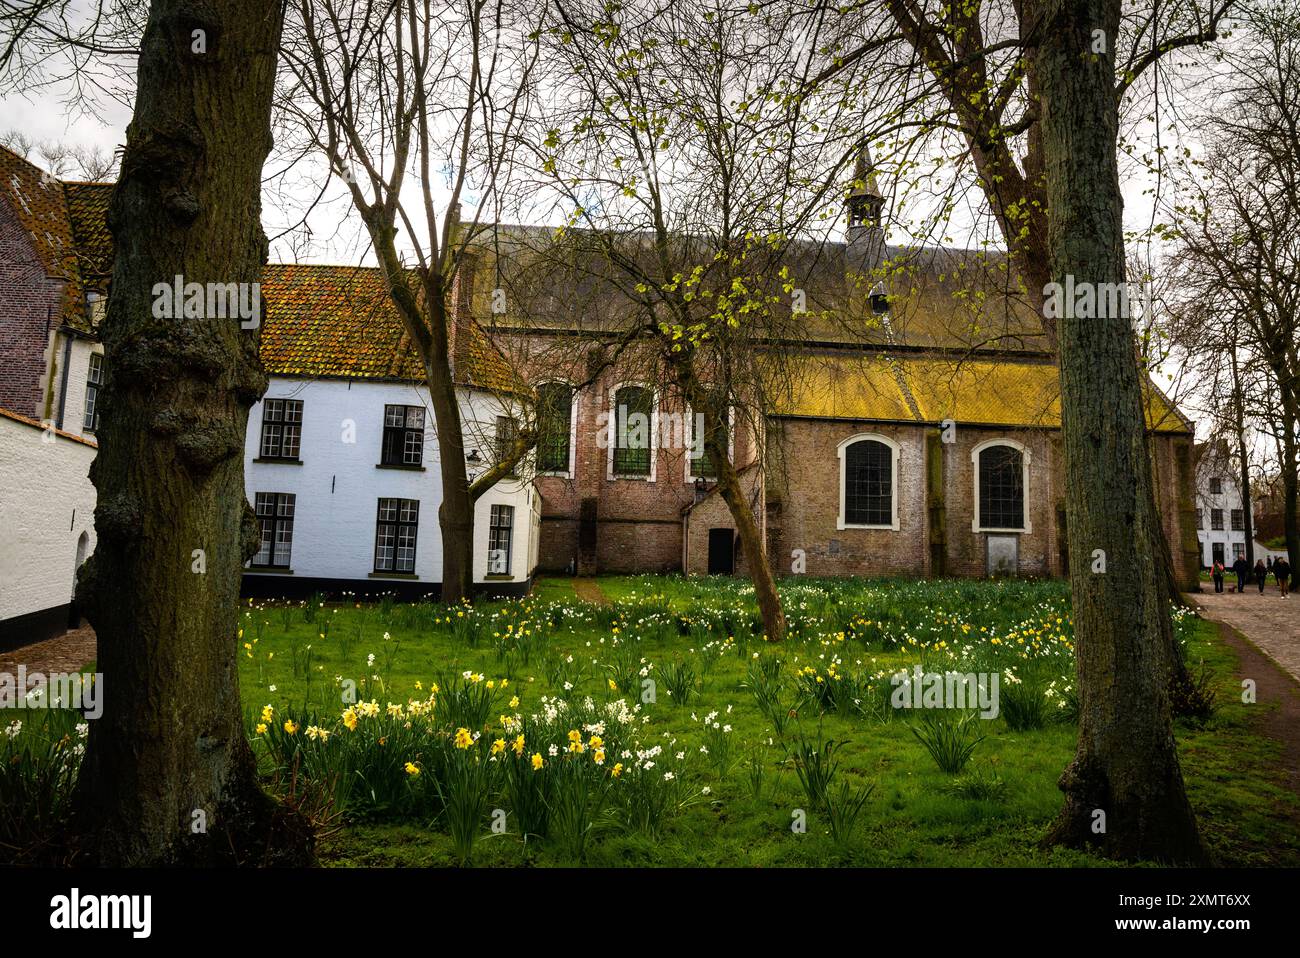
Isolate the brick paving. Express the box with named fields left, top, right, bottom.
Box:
left=1186, top=589, right=1300, bottom=684
left=0, top=624, right=97, bottom=682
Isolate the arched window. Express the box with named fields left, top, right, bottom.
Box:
left=688, top=391, right=731, bottom=481
left=838, top=435, right=899, bottom=529
left=973, top=440, right=1029, bottom=532
left=536, top=381, right=574, bottom=475
left=611, top=385, right=653, bottom=477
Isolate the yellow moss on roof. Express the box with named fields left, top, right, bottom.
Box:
left=774, top=354, right=1189, bottom=433
left=773, top=355, right=916, bottom=422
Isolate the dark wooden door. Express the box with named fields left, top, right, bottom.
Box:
left=707, top=528, right=734, bottom=575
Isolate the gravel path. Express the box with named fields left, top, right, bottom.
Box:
left=1187, top=589, right=1300, bottom=684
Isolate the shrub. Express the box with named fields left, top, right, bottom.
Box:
left=910, top=710, right=985, bottom=774
left=1000, top=673, right=1050, bottom=731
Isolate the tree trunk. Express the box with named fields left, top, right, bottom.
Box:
left=1230, top=343, right=1256, bottom=566
left=424, top=295, right=475, bottom=606
left=73, top=0, right=311, bottom=865
left=368, top=238, right=477, bottom=607
left=1281, top=406, right=1300, bottom=566
left=1036, top=0, right=1207, bottom=863
left=669, top=357, right=786, bottom=641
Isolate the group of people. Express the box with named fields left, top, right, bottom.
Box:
left=1211, top=554, right=1292, bottom=596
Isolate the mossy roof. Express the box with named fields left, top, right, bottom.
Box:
left=260, top=264, right=523, bottom=392
left=773, top=354, right=1190, bottom=433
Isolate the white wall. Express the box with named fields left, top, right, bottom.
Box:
left=1195, top=454, right=1248, bottom=566
left=56, top=335, right=103, bottom=439
left=243, top=376, right=539, bottom=589
left=0, top=412, right=97, bottom=621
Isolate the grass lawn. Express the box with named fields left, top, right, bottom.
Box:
left=217, top=575, right=1299, bottom=867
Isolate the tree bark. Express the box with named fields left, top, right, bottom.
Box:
left=1036, top=0, right=1207, bottom=863
left=73, top=0, right=311, bottom=866
left=669, top=356, right=786, bottom=641
left=1229, top=343, right=1256, bottom=567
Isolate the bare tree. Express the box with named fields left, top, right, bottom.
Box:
left=279, top=0, right=547, bottom=603
left=510, top=1, right=883, bottom=639
left=1163, top=0, right=1300, bottom=568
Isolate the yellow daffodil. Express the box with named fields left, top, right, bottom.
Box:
left=531, top=753, right=544, bottom=770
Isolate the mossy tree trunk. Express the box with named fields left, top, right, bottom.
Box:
left=74, top=0, right=311, bottom=866
left=1036, top=0, right=1207, bottom=863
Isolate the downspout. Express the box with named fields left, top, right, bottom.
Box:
left=55, top=329, right=72, bottom=430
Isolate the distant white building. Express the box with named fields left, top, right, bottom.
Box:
left=242, top=265, right=541, bottom=598
left=1192, top=440, right=1281, bottom=568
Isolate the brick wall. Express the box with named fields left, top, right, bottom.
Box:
left=491, top=331, right=1196, bottom=583
left=768, top=418, right=930, bottom=576
left=0, top=198, right=63, bottom=418
left=683, top=464, right=764, bottom=575
left=939, top=427, right=1060, bottom=577
left=498, top=330, right=759, bottom=573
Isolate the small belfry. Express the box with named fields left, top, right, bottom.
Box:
left=846, top=144, right=885, bottom=230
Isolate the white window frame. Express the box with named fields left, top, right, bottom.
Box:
left=837, top=433, right=901, bottom=531
left=685, top=404, right=736, bottom=483
left=971, top=438, right=1032, bottom=534
left=536, top=379, right=578, bottom=479
left=606, top=382, right=658, bottom=482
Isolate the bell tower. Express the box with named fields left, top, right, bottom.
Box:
left=845, top=144, right=887, bottom=296
left=846, top=145, right=885, bottom=230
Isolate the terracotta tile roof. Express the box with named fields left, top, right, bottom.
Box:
left=0, top=145, right=91, bottom=330
left=1, top=157, right=523, bottom=393
left=0, top=404, right=98, bottom=447
left=260, top=264, right=523, bottom=391
left=774, top=353, right=1191, bottom=433
left=64, top=181, right=115, bottom=290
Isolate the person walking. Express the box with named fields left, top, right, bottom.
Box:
left=1254, top=558, right=1268, bottom=594
left=1233, top=554, right=1250, bottom=593
left=1212, top=558, right=1226, bottom=593
left=1275, top=556, right=1291, bottom=598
